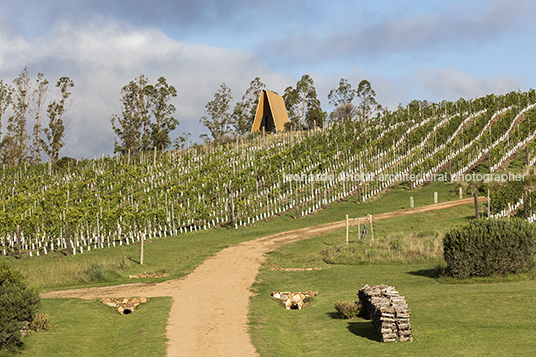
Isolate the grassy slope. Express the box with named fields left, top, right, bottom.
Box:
left=16, top=297, right=172, bottom=357
left=249, top=173, right=535, bottom=356
left=1, top=180, right=462, bottom=292
left=249, top=207, right=536, bottom=357
left=2, top=180, right=502, bottom=356
left=250, top=263, right=536, bottom=357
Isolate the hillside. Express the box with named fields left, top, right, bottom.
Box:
left=1, top=90, right=536, bottom=258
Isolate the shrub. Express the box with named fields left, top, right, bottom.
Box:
left=80, top=262, right=108, bottom=283
left=443, top=218, right=536, bottom=278
left=30, top=313, right=50, bottom=332
left=0, top=263, right=41, bottom=351
left=334, top=300, right=361, bottom=319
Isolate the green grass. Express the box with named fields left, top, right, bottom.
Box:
left=249, top=263, right=536, bottom=357
left=12, top=297, right=171, bottom=357
left=0, top=180, right=493, bottom=356
left=249, top=202, right=536, bottom=356
left=1, top=180, right=463, bottom=292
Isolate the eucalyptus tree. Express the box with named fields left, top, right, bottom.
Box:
left=0, top=79, right=12, bottom=144
left=283, top=74, right=325, bottom=129
left=200, top=82, right=233, bottom=141
left=2, top=68, right=31, bottom=165
left=31, top=73, right=49, bottom=164
left=43, top=77, right=74, bottom=163
left=328, top=78, right=358, bottom=123
left=148, top=76, right=178, bottom=151
left=356, top=79, right=381, bottom=127
left=231, top=77, right=266, bottom=135
left=111, top=75, right=178, bottom=154
left=111, top=75, right=152, bottom=155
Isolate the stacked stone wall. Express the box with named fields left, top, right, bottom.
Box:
left=358, top=284, right=412, bottom=342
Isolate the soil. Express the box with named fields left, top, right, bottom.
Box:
left=41, top=197, right=485, bottom=356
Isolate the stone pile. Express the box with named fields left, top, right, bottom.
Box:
left=129, top=272, right=169, bottom=279
left=102, top=297, right=147, bottom=314
left=271, top=291, right=318, bottom=310
left=358, top=284, right=412, bottom=342
left=275, top=267, right=323, bottom=272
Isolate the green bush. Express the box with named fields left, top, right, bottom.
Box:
left=443, top=218, right=536, bottom=278
left=80, top=262, right=108, bottom=283
left=334, top=300, right=361, bottom=319
left=0, top=263, right=41, bottom=351
left=30, top=313, right=50, bottom=332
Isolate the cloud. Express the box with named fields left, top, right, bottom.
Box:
left=418, top=67, right=525, bottom=101
left=0, top=16, right=291, bottom=159
left=260, top=0, right=536, bottom=66
left=0, top=0, right=308, bottom=42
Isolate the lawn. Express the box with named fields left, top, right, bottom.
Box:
left=250, top=263, right=536, bottom=356
left=249, top=201, right=536, bottom=356
left=1, top=180, right=464, bottom=292
left=3, top=297, right=172, bottom=357
left=3, top=180, right=512, bottom=356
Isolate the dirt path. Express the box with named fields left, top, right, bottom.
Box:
left=41, top=197, right=485, bottom=356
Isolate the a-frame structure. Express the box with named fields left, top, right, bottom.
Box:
left=251, top=89, right=290, bottom=132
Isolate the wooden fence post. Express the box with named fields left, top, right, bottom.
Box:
left=523, top=188, right=527, bottom=218
left=357, top=218, right=361, bottom=241
left=140, top=234, right=144, bottom=265
left=474, top=192, right=479, bottom=219
left=345, top=215, right=349, bottom=245
left=369, top=214, right=374, bottom=241
left=487, top=189, right=491, bottom=218
left=17, top=225, right=22, bottom=260
left=66, top=222, right=71, bottom=257
left=294, top=181, right=299, bottom=219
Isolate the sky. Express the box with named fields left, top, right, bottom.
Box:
left=0, top=0, right=535, bottom=159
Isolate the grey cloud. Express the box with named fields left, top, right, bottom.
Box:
left=260, top=0, right=536, bottom=65
left=0, top=17, right=292, bottom=159
left=419, top=67, right=525, bottom=101
left=0, top=0, right=309, bottom=41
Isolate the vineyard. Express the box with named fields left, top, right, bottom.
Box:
left=1, top=90, right=536, bottom=258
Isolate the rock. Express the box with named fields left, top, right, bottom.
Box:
left=101, top=297, right=148, bottom=314
left=271, top=291, right=318, bottom=310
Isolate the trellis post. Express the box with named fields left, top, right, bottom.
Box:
left=17, top=225, right=22, bottom=260
left=487, top=189, right=491, bottom=218
left=369, top=214, right=374, bottom=241
left=140, top=233, right=144, bottom=265
left=474, top=192, right=479, bottom=219
left=66, top=222, right=71, bottom=257
left=345, top=214, right=349, bottom=245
